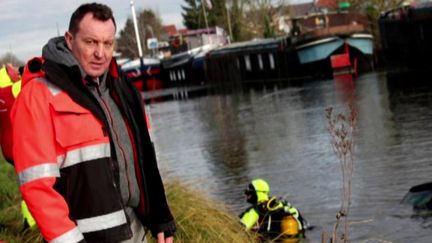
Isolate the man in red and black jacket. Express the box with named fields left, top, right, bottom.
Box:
left=12, top=3, right=175, bottom=243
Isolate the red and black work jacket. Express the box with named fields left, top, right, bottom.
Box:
left=12, top=57, right=175, bottom=243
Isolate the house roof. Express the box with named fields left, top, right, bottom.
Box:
left=162, top=25, right=178, bottom=36
left=316, top=0, right=338, bottom=10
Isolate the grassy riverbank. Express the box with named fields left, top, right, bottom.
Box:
left=0, top=159, right=256, bottom=242
left=0, top=159, right=41, bottom=242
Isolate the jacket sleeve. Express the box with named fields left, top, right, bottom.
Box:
left=239, top=207, right=259, bottom=230
left=133, top=83, right=176, bottom=237
left=11, top=80, right=85, bottom=243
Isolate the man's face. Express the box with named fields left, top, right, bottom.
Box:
left=65, top=13, right=115, bottom=79
left=245, top=187, right=257, bottom=204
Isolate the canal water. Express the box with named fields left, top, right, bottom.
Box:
left=146, top=70, right=432, bottom=242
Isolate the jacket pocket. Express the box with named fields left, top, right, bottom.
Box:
left=51, top=97, right=105, bottom=148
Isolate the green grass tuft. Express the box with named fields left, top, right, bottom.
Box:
left=158, top=179, right=257, bottom=243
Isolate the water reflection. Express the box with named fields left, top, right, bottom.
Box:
left=149, top=71, right=432, bottom=242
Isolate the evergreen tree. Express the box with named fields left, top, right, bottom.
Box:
left=229, top=0, right=247, bottom=41
left=263, top=16, right=275, bottom=38
left=182, top=0, right=203, bottom=29
left=206, top=0, right=226, bottom=28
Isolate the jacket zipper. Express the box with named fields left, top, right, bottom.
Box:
left=96, top=86, right=132, bottom=204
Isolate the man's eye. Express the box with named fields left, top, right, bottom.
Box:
left=105, top=42, right=114, bottom=48
left=85, top=40, right=95, bottom=45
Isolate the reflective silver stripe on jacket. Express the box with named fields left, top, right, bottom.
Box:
left=35, top=77, right=61, bottom=96
left=57, top=143, right=111, bottom=169
left=18, top=163, right=60, bottom=185
left=50, top=227, right=84, bottom=243
left=77, top=210, right=127, bottom=233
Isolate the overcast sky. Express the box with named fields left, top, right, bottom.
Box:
left=0, top=0, right=310, bottom=62
left=0, top=0, right=186, bottom=61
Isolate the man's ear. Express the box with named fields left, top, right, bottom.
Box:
left=65, top=31, right=73, bottom=49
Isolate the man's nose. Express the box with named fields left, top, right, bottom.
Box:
left=94, top=44, right=104, bottom=58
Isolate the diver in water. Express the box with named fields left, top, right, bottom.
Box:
left=239, top=178, right=306, bottom=241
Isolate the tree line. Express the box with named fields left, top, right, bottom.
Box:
left=2, top=0, right=407, bottom=63
left=180, top=0, right=407, bottom=44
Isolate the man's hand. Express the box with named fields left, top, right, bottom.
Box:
left=157, top=232, right=173, bottom=243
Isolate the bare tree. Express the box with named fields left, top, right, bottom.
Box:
left=346, top=0, right=406, bottom=16
left=116, top=9, right=164, bottom=58
left=242, top=0, right=275, bottom=38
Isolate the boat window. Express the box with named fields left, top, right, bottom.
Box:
left=171, top=71, right=176, bottom=81
left=244, top=55, right=251, bottom=71
left=177, top=70, right=182, bottom=80
left=269, top=53, right=275, bottom=70
left=315, top=16, right=326, bottom=27
left=182, top=69, right=186, bottom=80
left=258, top=54, right=264, bottom=70
left=236, top=57, right=240, bottom=69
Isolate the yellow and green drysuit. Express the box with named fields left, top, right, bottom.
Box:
left=239, top=179, right=305, bottom=239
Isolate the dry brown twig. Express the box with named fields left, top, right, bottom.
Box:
left=324, top=100, right=358, bottom=243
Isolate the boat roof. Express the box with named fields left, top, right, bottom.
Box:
left=208, top=37, right=288, bottom=56
left=121, top=58, right=160, bottom=71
